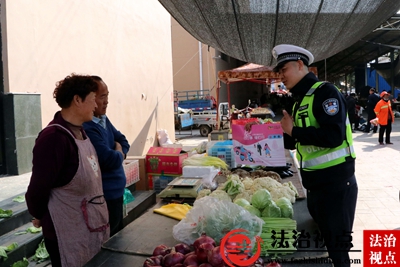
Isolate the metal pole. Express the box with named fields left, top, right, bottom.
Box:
left=199, top=42, right=203, bottom=95
left=390, top=50, right=395, bottom=94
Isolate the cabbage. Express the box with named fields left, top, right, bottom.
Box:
left=275, top=197, right=294, bottom=219
left=234, top=198, right=251, bottom=207
left=251, top=189, right=272, bottom=210
left=243, top=204, right=261, bottom=217
left=261, top=201, right=281, bottom=218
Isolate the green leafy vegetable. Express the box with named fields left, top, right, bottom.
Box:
left=261, top=200, right=281, bottom=218
left=0, top=247, right=7, bottom=259
left=183, top=156, right=228, bottom=169
left=32, top=240, right=49, bottom=263
left=12, top=196, right=25, bottom=203
left=0, top=242, right=19, bottom=259
left=12, top=257, right=29, bottom=267
left=243, top=204, right=261, bottom=217
left=27, top=226, right=42, bottom=233
left=223, top=174, right=244, bottom=196
left=233, top=198, right=250, bottom=207
left=251, top=189, right=272, bottom=210
left=0, top=208, right=13, bottom=218
left=275, top=197, right=293, bottom=219
left=15, top=227, right=42, bottom=235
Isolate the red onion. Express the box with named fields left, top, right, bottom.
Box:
left=254, top=257, right=264, bottom=265
left=198, top=264, right=213, bottom=267
left=163, top=248, right=185, bottom=267
left=193, top=233, right=216, bottom=252
left=183, top=254, right=199, bottom=266
left=222, top=240, right=238, bottom=254
left=171, top=264, right=185, bottom=267
left=207, top=246, right=224, bottom=267
left=174, top=243, right=192, bottom=255
left=153, top=244, right=171, bottom=256
left=184, top=251, right=196, bottom=259
left=196, top=242, right=214, bottom=263
left=266, top=262, right=281, bottom=267
left=143, top=255, right=163, bottom=267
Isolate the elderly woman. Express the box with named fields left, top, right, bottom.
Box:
left=26, top=74, right=110, bottom=267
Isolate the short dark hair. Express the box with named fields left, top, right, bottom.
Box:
left=90, top=75, right=105, bottom=92
left=53, top=73, right=98, bottom=108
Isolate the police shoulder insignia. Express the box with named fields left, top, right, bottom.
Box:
left=322, top=98, right=339, bottom=115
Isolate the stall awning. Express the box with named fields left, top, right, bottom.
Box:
left=217, top=63, right=318, bottom=84
left=158, top=0, right=400, bottom=69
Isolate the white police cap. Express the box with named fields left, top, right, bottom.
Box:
left=272, top=44, right=314, bottom=72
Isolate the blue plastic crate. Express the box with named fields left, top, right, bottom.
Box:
left=208, top=142, right=236, bottom=169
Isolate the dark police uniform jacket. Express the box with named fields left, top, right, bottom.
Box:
left=283, top=72, right=355, bottom=190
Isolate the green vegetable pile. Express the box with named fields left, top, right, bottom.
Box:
left=232, top=189, right=294, bottom=220
left=11, top=257, right=29, bottom=267
left=183, top=155, right=228, bottom=169
left=223, top=174, right=244, bottom=195
left=0, top=242, right=18, bottom=260
left=15, top=226, right=42, bottom=235
left=32, top=239, right=49, bottom=263
left=12, top=196, right=25, bottom=203
left=260, top=217, right=298, bottom=256
left=0, top=208, right=13, bottom=218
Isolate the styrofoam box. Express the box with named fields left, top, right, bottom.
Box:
left=182, top=166, right=219, bottom=178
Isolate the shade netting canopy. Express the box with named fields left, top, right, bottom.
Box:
left=159, top=0, right=400, bottom=66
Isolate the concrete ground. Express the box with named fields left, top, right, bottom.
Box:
left=1, top=116, right=400, bottom=265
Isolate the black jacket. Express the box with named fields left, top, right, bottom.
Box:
left=367, top=93, right=380, bottom=118
left=283, top=72, right=355, bottom=190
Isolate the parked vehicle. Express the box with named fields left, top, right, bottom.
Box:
left=174, top=90, right=230, bottom=136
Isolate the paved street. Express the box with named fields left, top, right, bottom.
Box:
left=1, top=117, right=400, bottom=265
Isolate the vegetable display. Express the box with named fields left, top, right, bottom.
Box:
left=0, top=242, right=18, bottom=260
left=173, top=197, right=263, bottom=247
left=183, top=156, right=228, bottom=170
left=260, top=217, right=298, bottom=256
left=144, top=234, right=264, bottom=267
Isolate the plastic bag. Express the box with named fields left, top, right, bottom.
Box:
left=157, top=129, right=173, bottom=146
left=153, top=203, right=192, bottom=220
left=370, top=118, right=379, bottom=126
left=123, top=188, right=135, bottom=204
left=172, top=197, right=264, bottom=246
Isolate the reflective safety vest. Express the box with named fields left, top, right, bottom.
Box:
left=294, top=82, right=356, bottom=171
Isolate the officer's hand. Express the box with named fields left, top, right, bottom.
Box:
left=280, top=110, right=294, bottom=136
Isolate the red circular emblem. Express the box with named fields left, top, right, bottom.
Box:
left=220, top=228, right=262, bottom=267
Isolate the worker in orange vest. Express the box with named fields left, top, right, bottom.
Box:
left=374, top=91, right=394, bottom=145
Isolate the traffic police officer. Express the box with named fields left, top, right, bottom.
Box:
left=273, top=44, right=358, bottom=267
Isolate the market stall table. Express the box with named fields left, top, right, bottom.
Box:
left=85, top=199, right=333, bottom=267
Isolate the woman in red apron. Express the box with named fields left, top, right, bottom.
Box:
left=26, top=74, right=110, bottom=266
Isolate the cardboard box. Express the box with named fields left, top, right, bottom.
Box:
left=146, top=147, right=188, bottom=175
left=232, top=123, right=286, bottom=166
left=126, top=156, right=148, bottom=190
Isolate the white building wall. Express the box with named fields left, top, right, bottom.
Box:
left=1, top=0, right=175, bottom=156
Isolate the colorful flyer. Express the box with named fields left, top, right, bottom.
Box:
left=231, top=123, right=286, bottom=166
